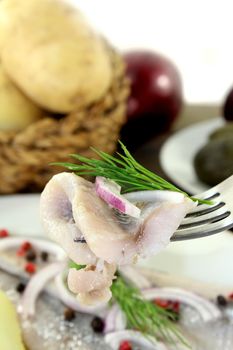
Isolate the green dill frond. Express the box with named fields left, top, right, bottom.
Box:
left=51, top=141, right=212, bottom=205
left=111, top=276, right=190, bottom=348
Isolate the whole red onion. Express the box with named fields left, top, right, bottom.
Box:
left=121, top=50, right=183, bottom=148
left=223, top=87, right=233, bottom=121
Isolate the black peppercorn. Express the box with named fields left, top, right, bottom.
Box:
left=16, top=282, right=26, bottom=294
left=64, top=308, right=76, bottom=321
left=26, top=249, right=36, bottom=262
left=91, top=316, right=105, bottom=333
left=217, top=295, right=228, bottom=307
left=41, top=251, right=49, bottom=262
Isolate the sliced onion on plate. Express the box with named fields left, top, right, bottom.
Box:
left=95, top=176, right=141, bottom=218
left=55, top=272, right=107, bottom=316
left=105, top=330, right=168, bottom=350
left=118, top=265, right=152, bottom=289
left=18, top=261, right=65, bottom=318
left=142, top=287, right=221, bottom=322
left=104, top=304, right=126, bottom=333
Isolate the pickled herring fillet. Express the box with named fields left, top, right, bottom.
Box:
left=41, top=172, right=194, bottom=266
left=68, top=262, right=116, bottom=305
left=40, top=173, right=97, bottom=265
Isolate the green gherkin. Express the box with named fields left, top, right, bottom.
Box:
left=209, top=123, right=233, bottom=141
left=194, top=137, right=233, bottom=186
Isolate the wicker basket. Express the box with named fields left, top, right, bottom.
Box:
left=0, top=47, right=129, bottom=193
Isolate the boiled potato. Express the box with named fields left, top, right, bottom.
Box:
left=0, top=0, right=112, bottom=113
left=0, top=62, right=42, bottom=131
left=0, top=289, right=26, bottom=350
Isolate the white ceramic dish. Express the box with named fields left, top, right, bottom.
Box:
left=159, top=117, right=224, bottom=195
left=0, top=194, right=44, bottom=238
left=1, top=193, right=233, bottom=293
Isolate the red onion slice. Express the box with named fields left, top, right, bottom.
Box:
left=105, top=330, right=168, bottom=350
left=18, top=261, right=65, bottom=318
left=142, top=287, right=221, bottom=322
left=55, top=272, right=107, bottom=316
left=95, top=176, right=141, bottom=218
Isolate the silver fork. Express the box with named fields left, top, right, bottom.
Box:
left=172, top=175, right=233, bottom=241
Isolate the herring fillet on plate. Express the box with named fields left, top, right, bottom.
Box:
left=40, top=142, right=197, bottom=305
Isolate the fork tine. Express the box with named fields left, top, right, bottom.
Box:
left=196, top=175, right=233, bottom=200
left=186, top=201, right=225, bottom=217
left=171, top=216, right=233, bottom=241
left=179, top=207, right=230, bottom=229
left=171, top=175, right=233, bottom=241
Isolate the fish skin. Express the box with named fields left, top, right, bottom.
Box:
left=40, top=173, right=97, bottom=265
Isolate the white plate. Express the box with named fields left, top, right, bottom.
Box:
left=0, top=194, right=44, bottom=238
left=1, top=192, right=233, bottom=293
left=160, top=117, right=224, bottom=195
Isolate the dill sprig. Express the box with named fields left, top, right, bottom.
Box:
left=52, top=141, right=211, bottom=205
left=68, top=260, right=86, bottom=270
left=111, top=276, right=190, bottom=348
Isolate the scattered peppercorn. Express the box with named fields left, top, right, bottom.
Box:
left=172, top=301, right=180, bottom=313
left=21, top=241, right=32, bottom=251
left=217, top=295, right=228, bottom=307
left=25, top=262, right=36, bottom=274
left=17, top=241, right=33, bottom=257
left=91, top=316, right=105, bottom=333
left=153, top=298, right=170, bottom=308
left=26, top=249, right=37, bottom=262
left=0, top=229, right=9, bottom=238
left=16, top=282, right=26, bottom=294
left=64, top=308, right=76, bottom=321
left=153, top=299, right=180, bottom=322
left=41, top=251, right=49, bottom=262
left=119, top=340, right=132, bottom=350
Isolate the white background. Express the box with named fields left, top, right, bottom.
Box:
left=71, top=0, right=233, bottom=104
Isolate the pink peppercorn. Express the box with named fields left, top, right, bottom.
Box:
left=21, top=241, right=32, bottom=251
left=25, top=262, right=36, bottom=274
left=0, top=229, right=9, bottom=238
left=119, top=340, right=132, bottom=350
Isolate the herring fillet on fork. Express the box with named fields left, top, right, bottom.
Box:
left=172, top=175, right=233, bottom=241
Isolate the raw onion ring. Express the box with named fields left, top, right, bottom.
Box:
left=142, top=287, right=221, bottom=322
left=105, top=330, right=168, bottom=350
left=18, top=261, right=65, bottom=318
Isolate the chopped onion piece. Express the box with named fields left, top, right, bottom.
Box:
left=55, top=272, right=107, bottom=316
left=105, top=330, right=168, bottom=350
left=105, top=304, right=126, bottom=333
left=18, top=262, right=65, bottom=318
left=95, top=176, right=141, bottom=218
left=142, top=288, right=221, bottom=322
